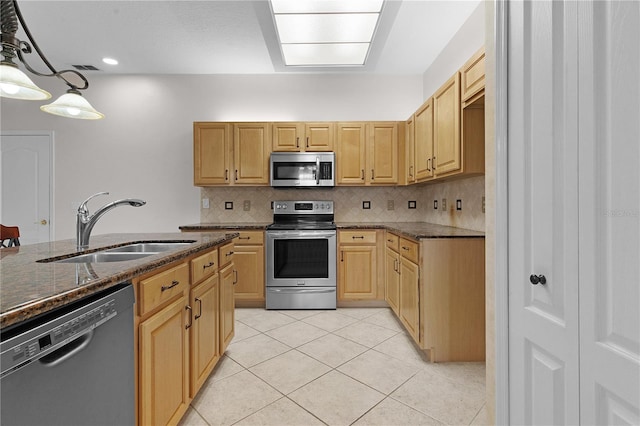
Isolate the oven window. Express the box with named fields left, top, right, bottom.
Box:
left=273, top=239, right=328, bottom=278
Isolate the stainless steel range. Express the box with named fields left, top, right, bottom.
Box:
left=265, top=200, right=336, bottom=310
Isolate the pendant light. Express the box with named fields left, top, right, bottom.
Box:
left=0, top=0, right=103, bottom=119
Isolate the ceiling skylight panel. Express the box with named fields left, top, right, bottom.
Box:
left=274, top=13, right=379, bottom=43
left=271, top=0, right=384, bottom=14
left=282, top=43, right=370, bottom=66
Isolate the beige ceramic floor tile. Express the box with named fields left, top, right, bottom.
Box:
left=250, top=350, right=331, bottom=394
left=265, top=320, right=328, bottom=348
left=353, top=398, right=443, bottom=426
left=289, top=370, right=385, bottom=426
left=302, top=311, right=359, bottom=332
left=470, top=404, right=489, bottom=425
left=333, top=321, right=398, bottom=348
left=192, top=370, right=281, bottom=425
left=280, top=309, right=327, bottom=320
left=338, top=307, right=390, bottom=320
left=235, top=307, right=266, bottom=322
left=337, top=350, right=421, bottom=395
left=226, top=333, right=290, bottom=368
left=235, top=397, right=325, bottom=426
left=238, top=310, right=297, bottom=332
left=177, top=407, right=208, bottom=426
left=209, top=354, right=245, bottom=382
left=234, top=320, right=261, bottom=342
left=390, top=369, right=485, bottom=425
left=297, top=333, right=369, bottom=368
left=428, top=362, right=486, bottom=391
left=373, top=333, right=430, bottom=369
left=362, top=309, right=406, bottom=332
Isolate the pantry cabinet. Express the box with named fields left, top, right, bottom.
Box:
left=338, top=230, right=380, bottom=300
left=272, top=122, right=334, bottom=152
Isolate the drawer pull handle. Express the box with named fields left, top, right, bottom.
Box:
left=352, top=236, right=364, bottom=239
left=233, top=270, right=238, bottom=285
left=387, top=239, right=394, bottom=243
left=161, top=280, right=179, bottom=291
left=238, top=236, right=251, bottom=240
left=226, top=251, right=234, bottom=256
left=402, top=246, right=410, bottom=251
left=185, top=305, right=192, bottom=329
left=203, top=261, right=215, bottom=269
left=195, top=298, right=202, bottom=319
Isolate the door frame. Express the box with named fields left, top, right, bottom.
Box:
left=0, top=130, right=55, bottom=242
left=493, top=0, right=510, bottom=424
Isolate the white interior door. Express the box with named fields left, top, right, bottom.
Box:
left=578, top=1, right=640, bottom=424
left=507, top=1, right=580, bottom=424
left=0, top=133, right=53, bottom=245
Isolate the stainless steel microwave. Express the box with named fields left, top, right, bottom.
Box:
left=270, top=152, right=335, bottom=187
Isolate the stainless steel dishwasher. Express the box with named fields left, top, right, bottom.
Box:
left=1, top=283, right=135, bottom=425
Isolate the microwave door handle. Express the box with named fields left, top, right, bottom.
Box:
left=316, top=156, right=320, bottom=185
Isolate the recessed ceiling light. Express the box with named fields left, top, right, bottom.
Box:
left=102, top=57, right=118, bottom=66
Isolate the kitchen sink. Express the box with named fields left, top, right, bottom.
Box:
left=40, top=240, right=197, bottom=264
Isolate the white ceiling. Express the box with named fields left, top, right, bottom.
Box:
left=14, top=0, right=481, bottom=75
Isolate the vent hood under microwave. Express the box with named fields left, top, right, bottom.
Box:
left=270, top=152, right=335, bottom=188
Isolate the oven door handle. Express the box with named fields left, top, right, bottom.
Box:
left=268, top=288, right=336, bottom=294
left=267, top=230, right=336, bottom=238
left=316, top=156, right=320, bottom=185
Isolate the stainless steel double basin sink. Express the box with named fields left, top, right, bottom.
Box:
left=46, top=241, right=195, bottom=264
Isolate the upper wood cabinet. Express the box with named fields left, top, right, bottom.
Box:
left=433, top=73, right=462, bottom=176
left=233, top=123, right=271, bottom=185
left=194, top=122, right=232, bottom=186
left=414, top=99, right=434, bottom=182
left=461, top=47, right=485, bottom=103
left=336, top=122, right=398, bottom=185
left=405, top=116, right=416, bottom=184
left=272, top=122, right=334, bottom=152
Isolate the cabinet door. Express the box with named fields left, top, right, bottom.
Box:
left=336, top=123, right=366, bottom=185
left=414, top=99, right=434, bottom=181
left=194, top=122, right=231, bottom=185
left=385, top=247, right=400, bottom=315
left=220, top=263, right=235, bottom=353
left=233, top=123, right=270, bottom=184
left=405, top=116, right=416, bottom=183
left=190, top=275, right=219, bottom=397
left=139, top=296, right=189, bottom=426
left=399, top=258, right=419, bottom=343
left=272, top=123, right=304, bottom=152
left=433, top=73, right=461, bottom=175
left=233, top=244, right=264, bottom=302
left=461, top=48, right=485, bottom=103
left=304, top=122, right=334, bottom=151
left=367, top=122, right=398, bottom=184
left=339, top=245, right=376, bottom=300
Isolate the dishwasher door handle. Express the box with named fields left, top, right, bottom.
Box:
left=39, top=329, right=94, bottom=368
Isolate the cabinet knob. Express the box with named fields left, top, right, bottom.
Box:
left=529, top=274, right=547, bottom=285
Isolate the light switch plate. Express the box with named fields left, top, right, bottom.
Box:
left=243, top=200, right=251, bottom=211
left=387, top=200, right=394, bottom=210
left=456, top=199, right=462, bottom=210
left=202, top=198, right=210, bottom=209
left=442, top=198, right=447, bottom=211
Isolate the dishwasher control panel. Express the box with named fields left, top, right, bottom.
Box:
left=1, top=298, right=118, bottom=377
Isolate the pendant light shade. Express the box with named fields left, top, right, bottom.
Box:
left=0, top=64, right=51, bottom=100
left=40, top=90, right=104, bottom=120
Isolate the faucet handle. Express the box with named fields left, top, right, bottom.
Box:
left=78, top=191, right=109, bottom=213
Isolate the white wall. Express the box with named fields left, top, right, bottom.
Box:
left=0, top=73, right=422, bottom=240
left=422, top=2, right=485, bottom=100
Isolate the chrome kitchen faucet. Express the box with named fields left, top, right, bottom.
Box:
left=76, top=192, right=146, bottom=250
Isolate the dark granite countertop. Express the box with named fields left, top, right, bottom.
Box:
left=0, top=232, right=237, bottom=330
left=180, top=222, right=484, bottom=240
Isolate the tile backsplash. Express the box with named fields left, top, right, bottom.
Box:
left=200, top=175, right=485, bottom=232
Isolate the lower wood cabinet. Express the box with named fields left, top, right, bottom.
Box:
left=384, top=246, right=400, bottom=315
left=134, top=243, right=236, bottom=426
left=399, top=255, right=420, bottom=342
left=226, top=230, right=264, bottom=306
left=338, top=230, right=384, bottom=301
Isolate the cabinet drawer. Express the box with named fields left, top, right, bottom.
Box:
left=139, top=263, right=189, bottom=315
left=234, top=230, right=264, bottom=245
left=385, top=233, right=399, bottom=252
left=339, top=230, right=377, bottom=245
left=191, top=248, right=218, bottom=284
left=399, top=238, right=419, bottom=264
left=219, top=242, right=234, bottom=267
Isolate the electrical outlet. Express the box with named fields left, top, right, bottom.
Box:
left=456, top=199, right=462, bottom=210
left=441, top=198, right=447, bottom=211
left=387, top=200, right=394, bottom=210
left=433, top=200, right=438, bottom=210
left=482, top=196, right=486, bottom=213
left=408, top=200, right=417, bottom=209
left=224, top=201, right=233, bottom=210
left=362, top=201, right=371, bottom=209
left=202, top=198, right=210, bottom=209
left=243, top=200, right=251, bottom=211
